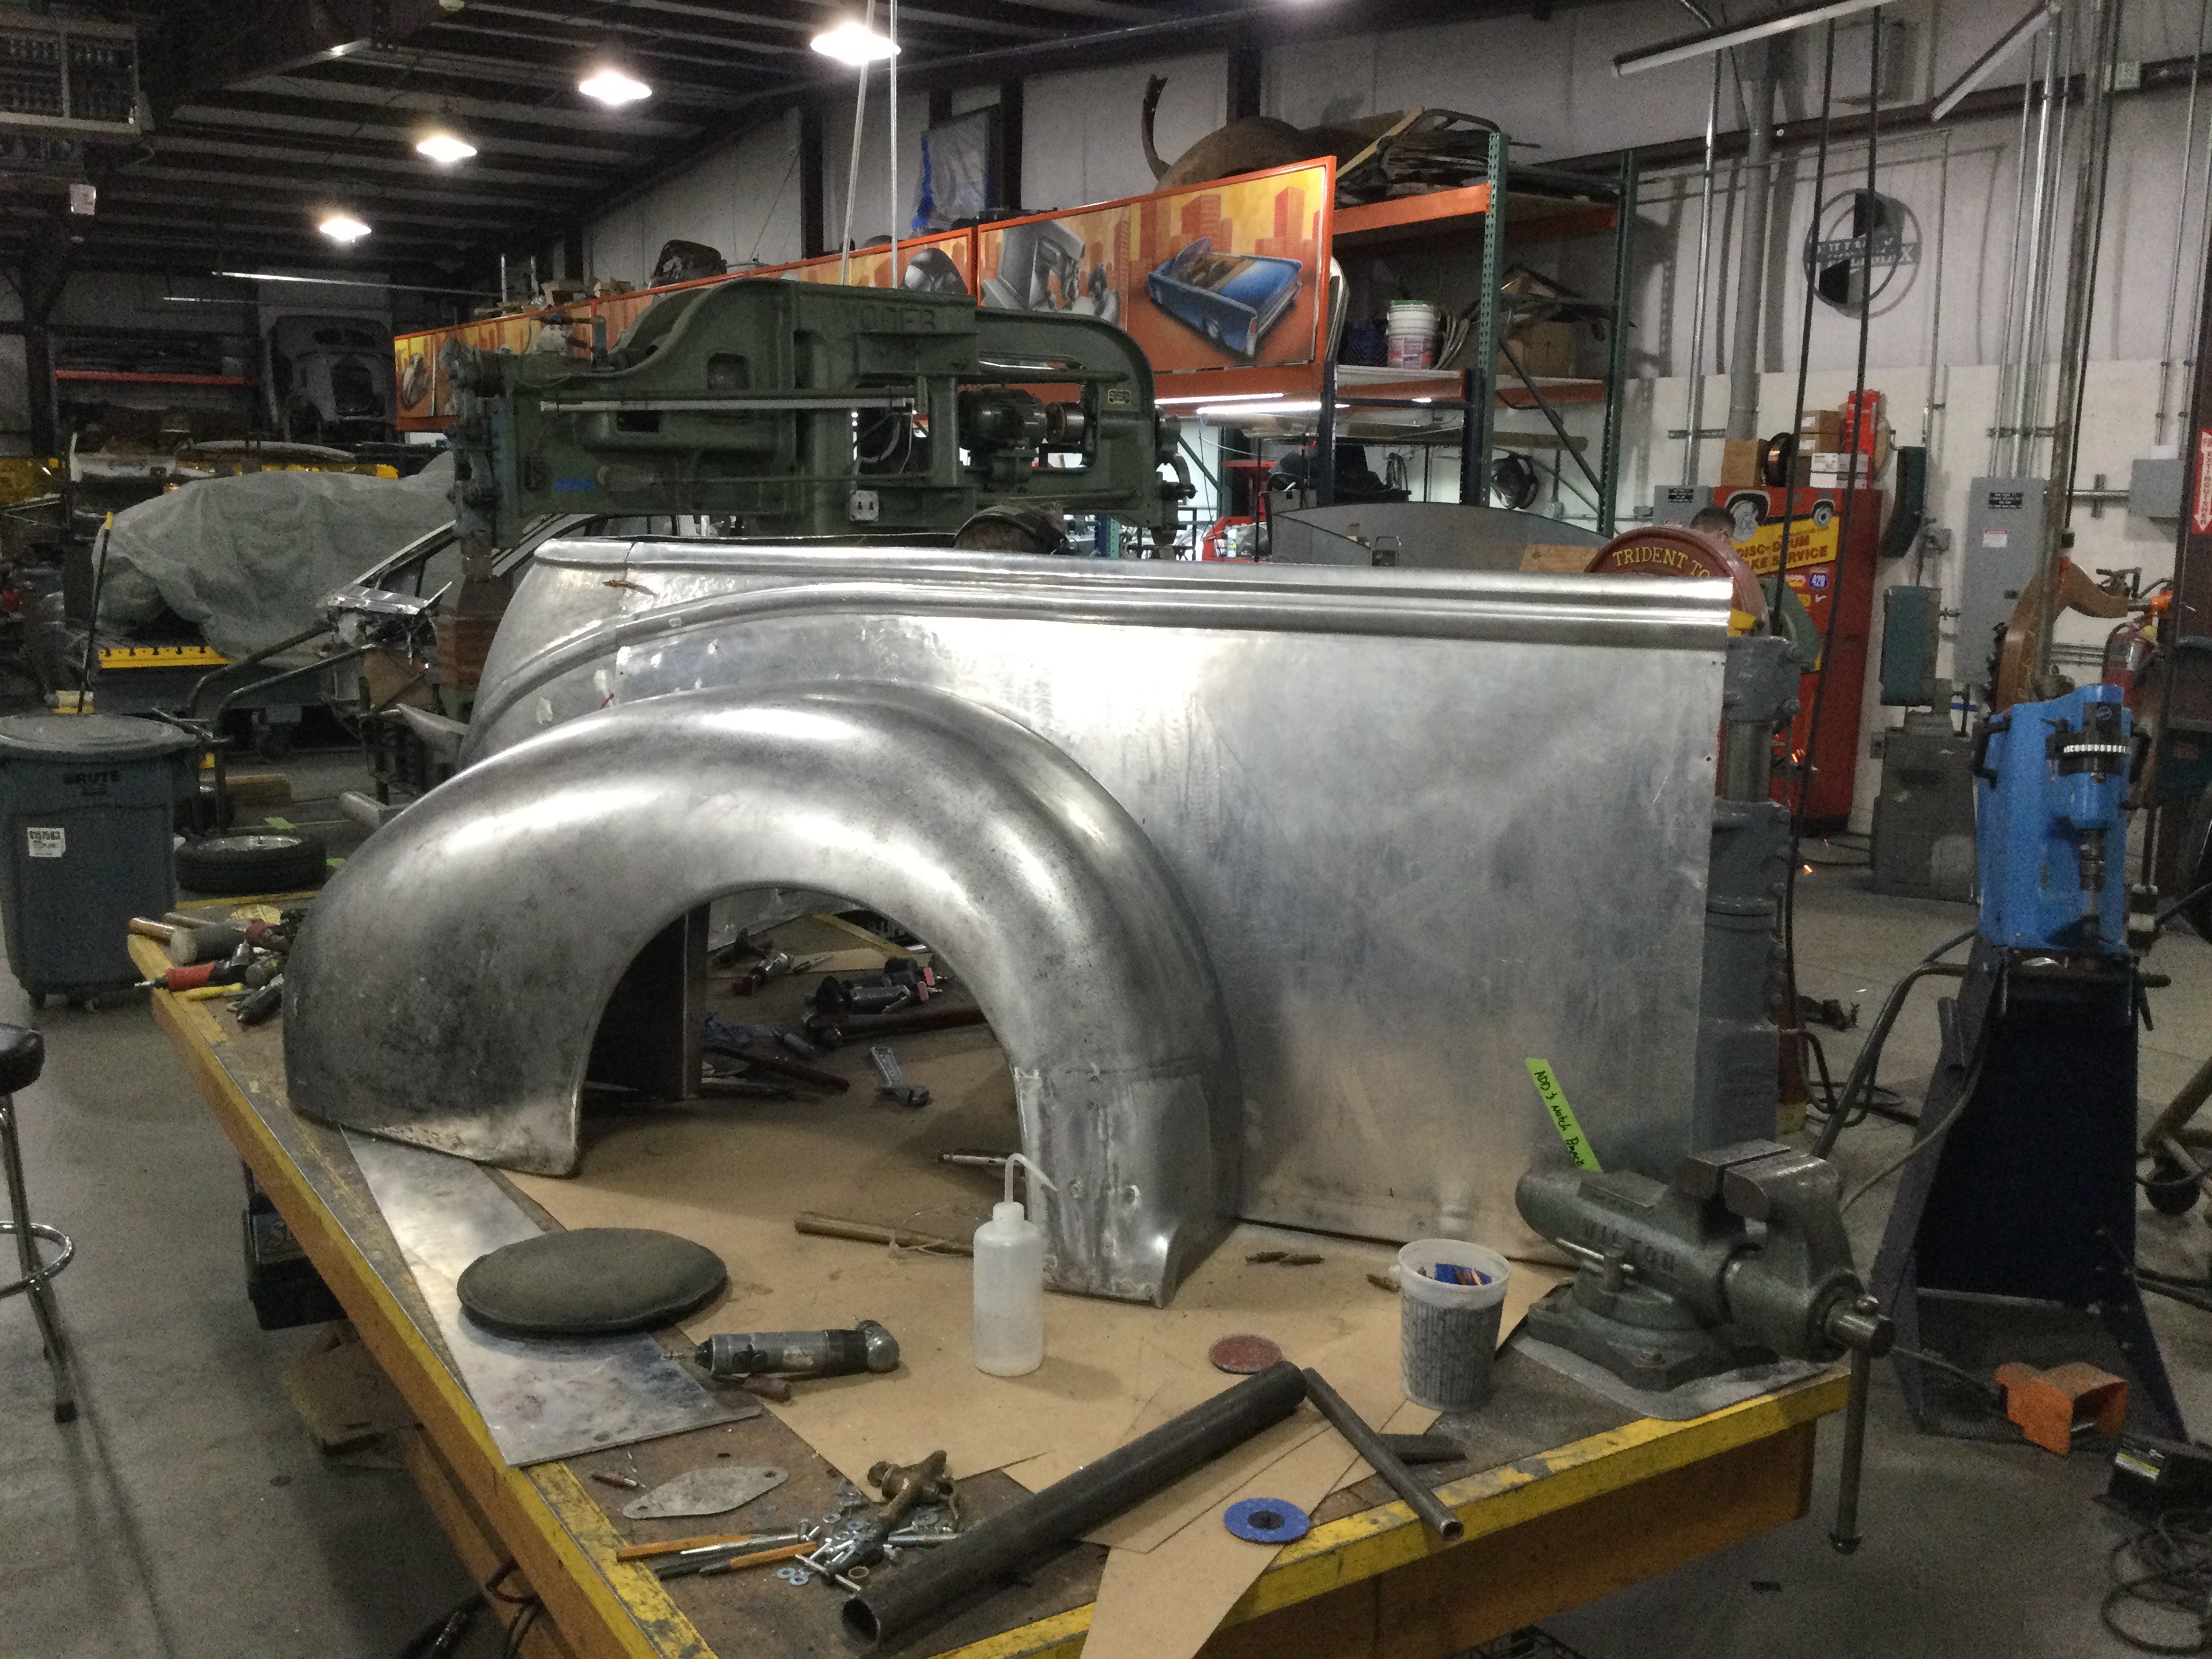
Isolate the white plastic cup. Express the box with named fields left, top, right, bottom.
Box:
left=1385, top=300, right=1440, bottom=369
left=1397, top=1239, right=1511, bottom=1411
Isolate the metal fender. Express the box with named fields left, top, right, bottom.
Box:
left=283, top=682, right=1237, bottom=1305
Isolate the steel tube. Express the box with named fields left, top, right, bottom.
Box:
left=2032, top=0, right=2121, bottom=696
left=1922, top=130, right=1950, bottom=455
left=836, top=0, right=875, bottom=285
left=887, top=0, right=899, bottom=281
left=2033, top=12, right=2076, bottom=455
left=1829, top=1341, right=1872, bottom=1553
left=844, top=1361, right=1309, bottom=1644
left=1932, top=0, right=2057, bottom=121
left=2012, top=22, right=2063, bottom=473
left=183, top=621, right=335, bottom=716
left=1683, top=54, right=1722, bottom=483
left=2156, top=0, right=2211, bottom=446
left=205, top=642, right=372, bottom=817
left=1725, top=43, right=1777, bottom=442
left=1992, top=52, right=2037, bottom=473
left=1300, top=1368, right=1464, bottom=1542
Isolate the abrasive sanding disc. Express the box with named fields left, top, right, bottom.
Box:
left=457, top=1228, right=728, bottom=1335
left=1209, top=1333, right=1284, bottom=1374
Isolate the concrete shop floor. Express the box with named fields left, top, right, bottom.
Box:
left=1, top=753, right=2209, bottom=1658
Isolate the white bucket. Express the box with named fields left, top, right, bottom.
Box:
left=1397, top=1239, right=1510, bottom=1410
left=1385, top=300, right=1441, bottom=369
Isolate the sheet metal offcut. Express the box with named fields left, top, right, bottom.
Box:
left=344, top=1132, right=748, bottom=1466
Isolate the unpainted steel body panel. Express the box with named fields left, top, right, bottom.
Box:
left=290, top=546, right=1729, bottom=1298
left=288, top=682, right=1235, bottom=1305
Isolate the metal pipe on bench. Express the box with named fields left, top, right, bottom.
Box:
left=203, top=642, right=375, bottom=822
left=1300, top=1367, right=1464, bottom=1542
left=843, top=1361, right=1308, bottom=1645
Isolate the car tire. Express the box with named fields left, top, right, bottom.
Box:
left=176, top=832, right=330, bottom=897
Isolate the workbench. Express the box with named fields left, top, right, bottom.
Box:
left=136, top=924, right=1846, bottom=1659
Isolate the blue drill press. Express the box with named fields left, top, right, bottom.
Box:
left=1873, top=682, right=2183, bottom=1437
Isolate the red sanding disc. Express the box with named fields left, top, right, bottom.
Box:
left=1209, top=1334, right=1284, bottom=1374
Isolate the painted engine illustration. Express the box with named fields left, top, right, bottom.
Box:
left=979, top=219, right=1121, bottom=324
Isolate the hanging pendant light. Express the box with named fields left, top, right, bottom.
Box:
left=811, top=16, right=899, bottom=65
left=415, top=106, right=477, bottom=165
left=578, top=49, right=653, bottom=106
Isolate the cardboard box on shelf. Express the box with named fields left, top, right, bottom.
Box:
left=1805, top=451, right=1872, bottom=486
left=1719, top=439, right=1765, bottom=487
left=1498, top=321, right=1578, bottom=380
left=1799, top=409, right=1845, bottom=452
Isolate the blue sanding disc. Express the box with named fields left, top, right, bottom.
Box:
left=1223, top=1496, right=1311, bottom=1543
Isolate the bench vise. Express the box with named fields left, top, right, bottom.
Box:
left=1517, top=1140, right=1891, bottom=1551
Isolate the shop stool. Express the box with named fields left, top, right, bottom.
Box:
left=0, top=1025, right=73, bottom=1422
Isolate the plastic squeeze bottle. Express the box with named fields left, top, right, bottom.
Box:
left=972, top=1153, right=1055, bottom=1376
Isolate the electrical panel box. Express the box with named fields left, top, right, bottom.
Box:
left=1652, top=485, right=1703, bottom=525
left=1879, top=584, right=1943, bottom=707
left=2129, top=455, right=2184, bottom=521
left=1959, top=477, right=2045, bottom=690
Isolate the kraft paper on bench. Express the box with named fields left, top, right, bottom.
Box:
left=507, top=1025, right=1418, bottom=1494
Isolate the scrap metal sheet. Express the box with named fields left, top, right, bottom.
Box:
left=344, top=1131, right=745, bottom=1466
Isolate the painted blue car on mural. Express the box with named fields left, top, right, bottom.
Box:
left=1144, top=239, right=1303, bottom=361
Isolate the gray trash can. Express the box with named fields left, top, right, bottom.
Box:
left=0, top=714, right=198, bottom=1000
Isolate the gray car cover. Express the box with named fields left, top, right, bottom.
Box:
left=98, top=454, right=453, bottom=657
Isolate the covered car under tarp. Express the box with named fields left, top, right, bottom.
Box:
left=96, top=454, right=453, bottom=658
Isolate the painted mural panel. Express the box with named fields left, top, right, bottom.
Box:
left=977, top=160, right=1333, bottom=380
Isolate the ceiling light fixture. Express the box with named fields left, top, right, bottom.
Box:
left=1614, top=0, right=1890, bottom=76
left=578, top=64, right=653, bottom=105
left=811, top=17, right=899, bottom=66
left=415, top=108, right=477, bottom=165
left=319, top=213, right=372, bottom=244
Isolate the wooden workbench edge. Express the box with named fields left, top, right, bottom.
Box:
left=941, top=1357, right=1848, bottom=1659
left=1241, top=1368, right=1848, bottom=1612
left=138, top=945, right=714, bottom=1659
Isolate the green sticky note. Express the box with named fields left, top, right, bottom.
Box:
left=263, top=815, right=295, bottom=830
left=1525, top=1059, right=1601, bottom=1170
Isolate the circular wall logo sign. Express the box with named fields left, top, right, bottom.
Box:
left=1803, top=189, right=1918, bottom=316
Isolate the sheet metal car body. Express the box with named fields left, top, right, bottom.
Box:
left=286, top=543, right=1731, bottom=1307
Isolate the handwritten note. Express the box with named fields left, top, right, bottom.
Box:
left=1524, top=1058, right=1601, bottom=1171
